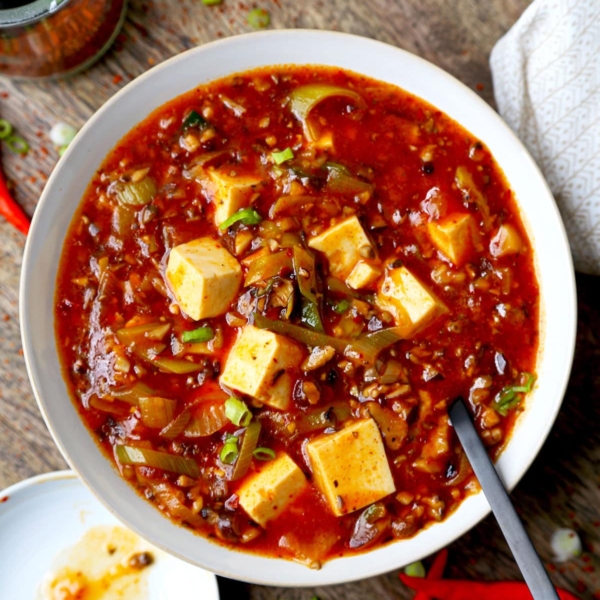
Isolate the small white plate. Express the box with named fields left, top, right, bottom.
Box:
left=0, top=471, right=220, bottom=600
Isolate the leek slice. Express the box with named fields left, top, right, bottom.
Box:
left=115, top=445, right=199, bottom=478
left=231, top=422, right=261, bottom=480
left=244, top=250, right=293, bottom=286
left=455, top=166, right=491, bottom=230
left=293, top=246, right=318, bottom=305
left=182, top=326, right=214, bottom=344
left=149, top=482, right=204, bottom=528
left=160, top=408, right=192, bottom=439
left=183, top=402, right=228, bottom=437
left=139, top=396, right=176, bottom=429
left=289, top=84, right=366, bottom=141
left=324, top=162, right=373, bottom=195
left=105, top=381, right=155, bottom=405
left=116, top=322, right=171, bottom=346
left=153, top=358, right=204, bottom=374
left=116, top=177, right=157, bottom=207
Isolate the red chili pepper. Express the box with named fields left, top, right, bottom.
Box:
left=414, top=549, right=448, bottom=600
left=0, top=166, right=29, bottom=234
left=400, top=574, right=580, bottom=600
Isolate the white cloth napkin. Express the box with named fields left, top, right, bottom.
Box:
left=490, top=0, right=600, bottom=275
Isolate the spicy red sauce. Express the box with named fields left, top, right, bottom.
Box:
left=55, top=66, right=538, bottom=565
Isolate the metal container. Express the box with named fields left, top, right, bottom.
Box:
left=0, top=0, right=127, bottom=79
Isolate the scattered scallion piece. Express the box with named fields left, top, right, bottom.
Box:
left=182, top=109, right=209, bottom=130
left=5, top=135, right=29, bottom=154
left=220, top=434, right=239, bottom=464
left=404, top=561, right=426, bottom=578
left=0, top=119, right=13, bottom=139
left=182, top=325, right=214, bottom=344
left=50, top=122, right=78, bottom=147
left=272, top=147, right=294, bottom=165
left=219, top=207, right=263, bottom=231
left=332, top=299, right=351, bottom=314
left=301, top=298, right=324, bottom=332
left=550, top=528, right=582, bottom=562
left=201, top=0, right=222, bottom=5
left=494, top=372, right=536, bottom=416
left=253, top=447, right=276, bottom=461
left=115, top=177, right=157, bottom=206
left=231, top=421, right=261, bottom=480
left=247, top=7, right=270, bottom=29
left=225, top=396, right=252, bottom=427
left=115, top=445, right=199, bottom=477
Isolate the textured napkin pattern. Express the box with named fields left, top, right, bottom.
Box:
left=490, top=0, right=600, bottom=274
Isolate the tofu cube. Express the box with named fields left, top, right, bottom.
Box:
left=166, top=237, right=242, bottom=320
left=427, top=213, right=476, bottom=266
left=308, top=216, right=374, bottom=280
left=376, top=266, right=447, bottom=336
left=346, top=260, right=382, bottom=290
left=306, top=418, right=395, bottom=516
left=237, top=452, right=307, bottom=526
left=219, top=325, right=303, bottom=410
left=490, top=223, right=523, bottom=257
left=198, top=168, right=263, bottom=227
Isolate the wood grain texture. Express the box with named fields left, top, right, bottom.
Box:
left=3, top=1, right=600, bottom=598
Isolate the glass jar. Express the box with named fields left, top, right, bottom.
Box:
left=0, top=0, right=127, bottom=79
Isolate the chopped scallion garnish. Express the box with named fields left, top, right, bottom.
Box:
left=332, top=299, right=351, bottom=314
left=219, top=207, right=263, bottom=230
left=0, top=119, right=13, bottom=140
left=253, top=447, right=275, bottom=461
left=247, top=7, right=270, bottom=28
left=225, top=396, right=252, bottom=427
left=202, top=0, right=222, bottom=4
left=5, top=135, right=29, bottom=154
left=494, top=372, right=536, bottom=416
left=182, top=110, right=209, bottom=130
left=272, top=147, right=294, bottom=165
left=182, top=325, right=214, bottom=344
left=404, top=561, right=426, bottom=578
left=220, top=434, right=239, bottom=464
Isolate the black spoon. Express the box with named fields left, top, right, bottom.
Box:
left=449, top=397, right=560, bottom=600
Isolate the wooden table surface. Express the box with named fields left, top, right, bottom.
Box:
left=2, top=0, right=600, bottom=598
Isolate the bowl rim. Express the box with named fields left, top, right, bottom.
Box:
left=20, top=29, right=577, bottom=586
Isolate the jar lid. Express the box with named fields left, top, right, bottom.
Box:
left=0, top=0, right=68, bottom=27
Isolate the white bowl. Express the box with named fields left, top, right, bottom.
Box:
left=20, top=30, right=577, bottom=586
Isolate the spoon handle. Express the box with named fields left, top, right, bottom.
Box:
left=449, top=398, right=560, bottom=600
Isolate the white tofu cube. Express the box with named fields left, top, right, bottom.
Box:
left=219, top=325, right=303, bottom=410
left=197, top=167, right=263, bottom=227
left=166, top=237, right=242, bottom=320
left=427, top=213, right=476, bottom=266
left=376, top=266, right=447, bottom=336
left=306, top=418, right=395, bottom=516
left=237, top=452, right=307, bottom=526
left=308, top=216, right=374, bottom=280
left=346, top=260, right=382, bottom=290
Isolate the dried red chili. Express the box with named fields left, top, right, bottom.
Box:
left=0, top=165, right=29, bottom=234
left=400, top=574, right=580, bottom=600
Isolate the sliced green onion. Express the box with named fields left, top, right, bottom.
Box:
left=219, top=207, right=263, bottom=231
left=403, top=561, right=426, bottom=578
left=494, top=373, right=536, bottom=416
left=202, top=0, right=222, bottom=5
left=551, top=528, right=582, bottom=562
left=247, top=7, right=270, bottom=28
left=220, top=434, right=239, bottom=464
left=182, top=110, right=209, bottom=130
left=225, top=396, right=252, bottom=427
left=231, top=421, right=261, bottom=480
left=49, top=122, right=78, bottom=147
left=332, top=299, right=351, bottom=314
left=59, top=145, right=69, bottom=157
left=5, top=135, right=29, bottom=154
left=182, top=326, right=214, bottom=344
left=115, top=177, right=156, bottom=206
left=0, top=119, right=13, bottom=139
left=346, top=327, right=406, bottom=364
left=272, top=147, right=294, bottom=165
left=115, top=445, right=199, bottom=477
left=253, top=447, right=276, bottom=461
